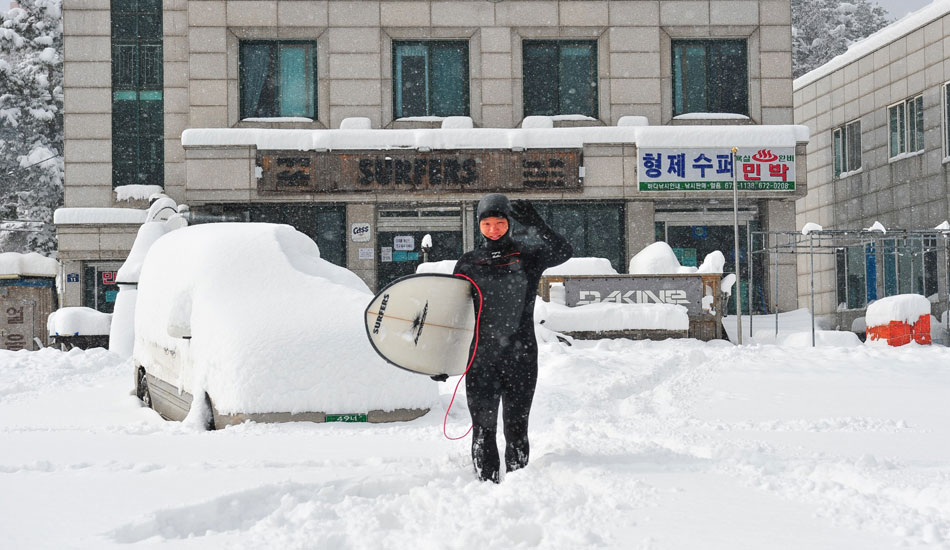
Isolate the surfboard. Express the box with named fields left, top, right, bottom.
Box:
left=364, top=274, right=477, bottom=376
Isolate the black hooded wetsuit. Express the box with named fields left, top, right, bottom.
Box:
left=453, top=194, right=572, bottom=482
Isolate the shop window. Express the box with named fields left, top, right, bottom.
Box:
left=82, top=264, right=121, bottom=314
left=240, top=41, right=318, bottom=119
left=672, top=40, right=748, bottom=117
left=393, top=41, right=469, bottom=118
left=832, top=120, right=862, bottom=177
left=835, top=245, right=874, bottom=310
left=495, top=202, right=624, bottom=272
left=523, top=41, right=598, bottom=118
left=111, top=0, right=163, bottom=187
left=882, top=237, right=938, bottom=298
left=245, top=204, right=346, bottom=267
left=888, top=94, right=923, bottom=158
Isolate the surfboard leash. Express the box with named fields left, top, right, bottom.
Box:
left=442, top=273, right=482, bottom=441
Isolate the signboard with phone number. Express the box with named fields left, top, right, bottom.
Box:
left=638, top=148, right=795, bottom=191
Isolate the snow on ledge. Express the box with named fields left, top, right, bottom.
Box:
left=0, top=252, right=59, bottom=278
left=801, top=222, right=823, bottom=235
left=795, top=1, right=950, bottom=90
left=673, top=112, right=750, bottom=120
left=242, top=117, right=315, bottom=123
left=181, top=124, right=809, bottom=151
left=54, top=208, right=148, bottom=225
left=48, top=307, right=112, bottom=336
left=115, top=184, right=164, bottom=202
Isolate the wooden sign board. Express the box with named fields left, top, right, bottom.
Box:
left=257, top=149, right=582, bottom=194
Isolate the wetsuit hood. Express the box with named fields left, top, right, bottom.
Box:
left=476, top=193, right=513, bottom=249
left=477, top=193, right=511, bottom=221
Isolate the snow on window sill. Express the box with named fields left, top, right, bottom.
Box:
left=241, top=117, right=315, bottom=123
left=834, top=167, right=863, bottom=179
left=888, top=149, right=924, bottom=163
left=552, top=114, right=598, bottom=121
left=673, top=112, right=750, bottom=120
left=395, top=116, right=445, bottom=122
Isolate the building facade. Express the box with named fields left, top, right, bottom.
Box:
left=60, top=0, right=805, bottom=315
left=793, top=3, right=950, bottom=329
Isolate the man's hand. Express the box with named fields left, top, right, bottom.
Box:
left=430, top=373, right=448, bottom=382
left=510, top=199, right=544, bottom=227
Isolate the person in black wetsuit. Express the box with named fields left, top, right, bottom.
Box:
left=451, top=193, right=572, bottom=483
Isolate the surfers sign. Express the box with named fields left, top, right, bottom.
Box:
left=257, top=149, right=582, bottom=193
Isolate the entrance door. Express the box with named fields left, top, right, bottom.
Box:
left=377, top=230, right=462, bottom=288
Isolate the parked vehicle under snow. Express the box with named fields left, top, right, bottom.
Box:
left=133, top=223, right=436, bottom=429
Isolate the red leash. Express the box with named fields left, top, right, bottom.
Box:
left=443, top=273, right=483, bottom=440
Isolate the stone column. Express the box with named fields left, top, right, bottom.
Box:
left=761, top=199, right=798, bottom=312
left=347, top=202, right=377, bottom=291
left=625, top=200, right=655, bottom=268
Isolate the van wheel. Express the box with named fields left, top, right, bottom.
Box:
left=201, top=392, right=216, bottom=431
left=136, top=368, right=152, bottom=408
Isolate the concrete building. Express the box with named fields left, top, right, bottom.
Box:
left=793, top=3, right=950, bottom=329
left=59, top=0, right=806, bottom=316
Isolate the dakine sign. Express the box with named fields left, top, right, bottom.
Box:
left=564, top=276, right=704, bottom=315
left=257, top=149, right=582, bottom=194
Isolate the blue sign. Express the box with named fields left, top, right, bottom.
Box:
left=691, top=226, right=708, bottom=240
left=67, top=273, right=79, bottom=283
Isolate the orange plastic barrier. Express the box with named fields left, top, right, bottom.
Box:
left=867, top=315, right=930, bottom=346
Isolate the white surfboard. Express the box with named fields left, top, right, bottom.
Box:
left=364, top=274, right=477, bottom=376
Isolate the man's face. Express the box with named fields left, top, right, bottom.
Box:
left=479, top=216, right=509, bottom=241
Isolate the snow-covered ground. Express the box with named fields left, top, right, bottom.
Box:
left=2, top=338, right=949, bottom=549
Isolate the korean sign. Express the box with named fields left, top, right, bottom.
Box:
left=638, top=148, right=795, bottom=191
left=2, top=302, right=33, bottom=351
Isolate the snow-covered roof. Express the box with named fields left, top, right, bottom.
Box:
left=794, top=0, right=950, bottom=90
left=181, top=124, right=809, bottom=151
left=54, top=208, right=148, bottom=225
left=0, top=252, right=58, bottom=278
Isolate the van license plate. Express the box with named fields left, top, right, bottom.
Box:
left=326, top=414, right=367, bottom=423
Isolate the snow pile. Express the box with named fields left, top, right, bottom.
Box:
left=114, top=185, right=164, bottom=202
left=0, top=252, right=58, bottom=277
left=723, top=308, right=831, bottom=345
left=416, top=260, right=456, bottom=275
left=778, top=330, right=862, bottom=347
left=110, top=196, right=189, bottom=357
left=801, top=222, right=823, bottom=235
left=865, top=294, right=931, bottom=326
left=537, top=300, right=689, bottom=332
left=441, top=116, right=473, bottom=129
left=47, top=307, right=112, bottom=336
left=522, top=116, right=554, bottom=129
left=134, top=223, right=436, bottom=415
left=864, top=221, right=886, bottom=233
left=339, top=117, right=372, bottom=130
left=542, top=257, right=617, bottom=276
left=628, top=242, right=725, bottom=275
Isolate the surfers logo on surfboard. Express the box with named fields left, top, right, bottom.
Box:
left=372, top=294, right=389, bottom=334
left=364, top=274, right=477, bottom=377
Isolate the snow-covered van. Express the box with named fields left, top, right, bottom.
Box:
left=132, top=223, right=435, bottom=429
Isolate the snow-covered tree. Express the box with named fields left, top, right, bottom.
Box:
left=792, top=0, right=891, bottom=78
left=0, top=0, right=63, bottom=256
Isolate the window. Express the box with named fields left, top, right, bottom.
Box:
left=393, top=41, right=469, bottom=118
left=111, top=0, right=164, bottom=187
left=82, top=262, right=122, bottom=314
left=835, top=245, right=875, bottom=310
left=888, top=95, right=923, bottom=158
left=672, top=40, right=748, bottom=117
left=523, top=41, right=598, bottom=118
left=832, top=120, right=862, bottom=177
left=883, top=237, right=938, bottom=298
left=240, top=41, right=318, bottom=119
left=493, top=202, right=624, bottom=272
